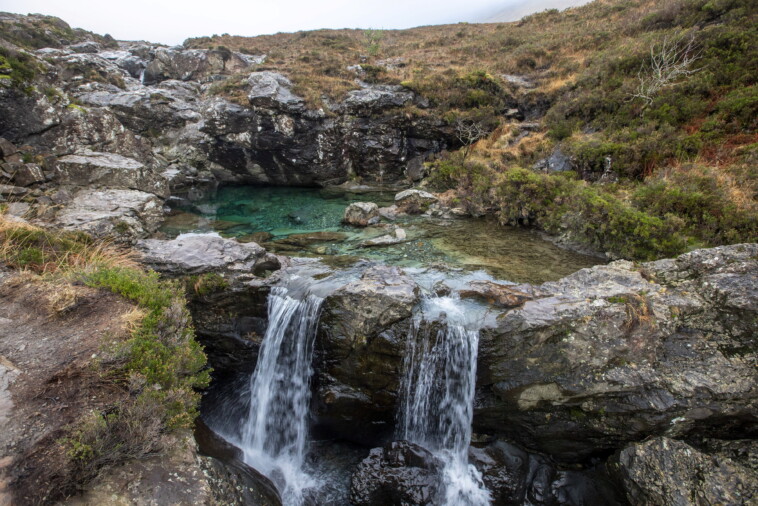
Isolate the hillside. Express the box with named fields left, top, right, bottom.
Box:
left=181, top=0, right=756, bottom=257
left=0, top=0, right=755, bottom=260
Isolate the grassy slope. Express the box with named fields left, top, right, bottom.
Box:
left=188, top=0, right=756, bottom=259
left=1, top=0, right=755, bottom=259
left=0, top=214, right=209, bottom=502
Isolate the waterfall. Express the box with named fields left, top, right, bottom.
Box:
left=240, top=286, right=323, bottom=505
left=399, top=296, right=491, bottom=505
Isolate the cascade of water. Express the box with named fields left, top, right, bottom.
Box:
left=399, top=296, right=491, bottom=505
left=240, top=286, right=324, bottom=505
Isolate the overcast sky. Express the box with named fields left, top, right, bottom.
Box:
left=0, top=0, right=591, bottom=46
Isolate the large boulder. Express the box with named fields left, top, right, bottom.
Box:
left=394, top=189, right=438, bottom=214
left=55, top=189, right=163, bottom=239
left=476, top=244, right=758, bottom=462
left=343, top=202, right=380, bottom=227
left=609, top=437, right=758, bottom=505
left=55, top=151, right=168, bottom=197
left=247, top=72, right=306, bottom=113
left=137, top=234, right=280, bottom=276
left=342, top=85, right=414, bottom=116
left=315, top=265, right=420, bottom=444
left=469, top=441, right=621, bottom=505
left=76, top=80, right=202, bottom=134
left=350, top=441, right=444, bottom=506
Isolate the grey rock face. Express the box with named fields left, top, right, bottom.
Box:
left=343, top=202, right=380, bottom=227
left=137, top=234, right=279, bottom=276
left=247, top=72, right=305, bottom=112
left=610, top=437, right=758, bottom=505
left=476, top=244, right=758, bottom=462
left=315, top=265, right=420, bottom=444
left=342, top=85, right=414, bottom=116
left=143, top=48, right=251, bottom=85
left=55, top=151, right=168, bottom=196
left=77, top=80, right=202, bottom=133
left=350, top=441, right=444, bottom=506
left=55, top=188, right=163, bottom=239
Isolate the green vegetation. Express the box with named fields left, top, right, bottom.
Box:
left=0, top=215, right=209, bottom=496
left=185, top=272, right=229, bottom=297
left=178, top=0, right=755, bottom=260
left=429, top=159, right=687, bottom=259
left=0, top=47, right=39, bottom=93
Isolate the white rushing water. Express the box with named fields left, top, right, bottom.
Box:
left=240, top=286, right=323, bottom=504
left=399, top=295, right=492, bottom=505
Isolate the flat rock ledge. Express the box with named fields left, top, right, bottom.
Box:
left=137, top=233, right=280, bottom=276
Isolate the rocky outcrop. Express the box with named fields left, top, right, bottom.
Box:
left=350, top=441, right=443, bottom=506
left=610, top=437, right=757, bottom=505
left=55, top=151, right=169, bottom=196
left=314, top=265, right=420, bottom=444
left=55, top=188, right=163, bottom=239
left=143, top=47, right=253, bottom=85
left=476, top=243, right=758, bottom=462
left=137, top=233, right=281, bottom=276
left=469, top=441, right=621, bottom=505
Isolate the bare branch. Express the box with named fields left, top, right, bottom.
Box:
left=455, top=119, right=488, bottom=160
left=628, top=34, right=703, bottom=106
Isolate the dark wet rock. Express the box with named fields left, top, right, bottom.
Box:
left=272, top=231, right=346, bottom=248
left=476, top=244, right=758, bottom=462
left=195, top=419, right=283, bottom=506
left=55, top=151, right=169, bottom=197
left=54, top=188, right=163, bottom=239
left=394, top=189, right=438, bottom=214
left=315, top=266, right=420, bottom=444
left=469, top=441, right=623, bottom=506
left=350, top=441, right=444, bottom=506
left=11, top=163, right=45, bottom=186
left=459, top=281, right=535, bottom=308
left=137, top=234, right=280, bottom=276
left=343, top=202, right=380, bottom=227
left=609, top=437, right=758, bottom=506
left=236, top=232, right=274, bottom=244
left=535, top=146, right=573, bottom=173
left=0, top=138, right=18, bottom=158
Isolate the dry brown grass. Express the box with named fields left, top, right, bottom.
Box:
left=183, top=0, right=669, bottom=107
left=0, top=214, right=138, bottom=276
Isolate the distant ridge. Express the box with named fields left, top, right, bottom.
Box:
left=480, top=0, right=593, bottom=23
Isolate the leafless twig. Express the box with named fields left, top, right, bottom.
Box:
left=628, top=34, right=702, bottom=106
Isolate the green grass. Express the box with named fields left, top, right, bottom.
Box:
left=0, top=216, right=210, bottom=494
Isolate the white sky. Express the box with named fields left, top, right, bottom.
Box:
left=0, top=0, right=591, bottom=46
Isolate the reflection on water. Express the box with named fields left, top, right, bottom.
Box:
left=161, top=185, right=603, bottom=284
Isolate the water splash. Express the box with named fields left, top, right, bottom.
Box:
left=240, top=286, right=323, bottom=505
left=399, top=296, right=491, bottom=505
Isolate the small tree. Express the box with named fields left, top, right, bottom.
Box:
left=628, top=34, right=702, bottom=107
left=455, top=119, right=488, bottom=160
